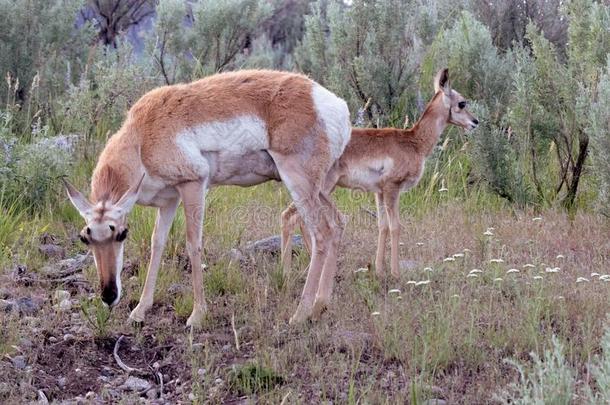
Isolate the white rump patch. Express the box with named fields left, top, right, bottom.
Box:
left=176, top=115, right=269, bottom=177
left=311, top=84, right=351, bottom=161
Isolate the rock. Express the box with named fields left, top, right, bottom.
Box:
left=63, top=334, right=75, bottom=342
left=57, top=377, right=66, bottom=388
left=48, top=337, right=58, bottom=343
left=19, top=338, right=33, bottom=349
left=188, top=393, right=196, bottom=401
left=16, top=297, right=41, bottom=315
left=167, top=283, right=186, bottom=296
left=11, top=355, right=27, bottom=369
left=120, top=376, right=152, bottom=392
left=422, top=400, right=447, bottom=405
left=146, top=388, right=158, bottom=400
left=0, top=381, right=10, bottom=397
left=197, top=368, right=206, bottom=378
left=38, top=244, right=66, bottom=259
left=0, top=288, right=10, bottom=299
left=0, top=299, right=13, bottom=312
left=85, top=391, right=96, bottom=400
left=229, top=248, right=246, bottom=262
left=42, top=254, right=92, bottom=277
left=243, top=235, right=303, bottom=257
left=58, top=299, right=72, bottom=312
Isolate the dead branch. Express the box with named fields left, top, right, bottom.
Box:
left=113, top=335, right=144, bottom=374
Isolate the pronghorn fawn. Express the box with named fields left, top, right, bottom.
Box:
left=64, top=70, right=350, bottom=327
left=281, top=68, right=478, bottom=278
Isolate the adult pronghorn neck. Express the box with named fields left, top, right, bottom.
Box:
left=405, top=92, right=449, bottom=156
left=91, top=127, right=143, bottom=204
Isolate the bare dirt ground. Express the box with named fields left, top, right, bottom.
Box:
left=1, top=201, right=609, bottom=404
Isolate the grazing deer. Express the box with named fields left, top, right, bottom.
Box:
left=63, top=70, right=350, bottom=327
left=280, top=69, right=478, bottom=277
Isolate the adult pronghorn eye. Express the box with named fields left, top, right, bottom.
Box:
left=458, top=101, right=467, bottom=109
left=79, top=235, right=90, bottom=245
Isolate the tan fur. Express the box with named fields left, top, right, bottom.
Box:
left=64, top=69, right=350, bottom=326
left=281, top=69, right=479, bottom=277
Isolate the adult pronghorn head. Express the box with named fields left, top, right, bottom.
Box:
left=434, top=68, right=479, bottom=131
left=63, top=175, right=144, bottom=307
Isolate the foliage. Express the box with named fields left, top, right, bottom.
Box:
left=228, top=361, right=284, bottom=395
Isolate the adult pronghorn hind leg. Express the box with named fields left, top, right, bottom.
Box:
left=374, top=192, right=389, bottom=275
left=176, top=181, right=208, bottom=328
left=312, top=193, right=345, bottom=319
left=129, top=197, right=180, bottom=323
left=270, top=152, right=332, bottom=325
left=384, top=187, right=401, bottom=278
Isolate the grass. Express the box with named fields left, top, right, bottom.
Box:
left=1, top=157, right=609, bottom=402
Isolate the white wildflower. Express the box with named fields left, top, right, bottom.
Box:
left=388, top=289, right=401, bottom=295
left=494, top=278, right=503, bottom=282
left=533, top=275, right=543, bottom=280
left=354, top=267, right=368, bottom=273
left=556, top=254, right=565, bottom=260
left=469, top=269, right=483, bottom=274
left=532, top=217, right=542, bottom=222
left=599, top=275, right=610, bottom=281
left=371, top=311, right=381, bottom=316
left=463, top=248, right=472, bottom=253
left=506, top=269, right=520, bottom=274
left=416, top=242, right=424, bottom=247
left=423, top=267, right=433, bottom=272
left=453, top=253, right=465, bottom=258
left=483, top=229, right=494, bottom=236
left=545, top=267, right=560, bottom=273
left=523, top=264, right=536, bottom=269
left=407, top=280, right=417, bottom=285
left=576, top=277, right=589, bottom=283
left=591, top=272, right=600, bottom=277
left=443, top=257, right=456, bottom=262
left=467, top=273, right=479, bottom=278
left=490, top=258, right=504, bottom=264
left=415, top=280, right=431, bottom=286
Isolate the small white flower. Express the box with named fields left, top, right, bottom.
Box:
left=533, top=276, right=544, bottom=280
left=467, top=273, right=479, bottom=278
left=453, top=253, right=464, bottom=258
left=416, top=242, right=424, bottom=247
left=463, top=248, right=472, bottom=253
left=469, top=269, right=483, bottom=274
left=423, top=267, right=433, bottom=272
left=523, top=264, right=536, bottom=269
left=507, top=269, right=520, bottom=274
left=556, top=254, right=565, bottom=260
left=407, top=280, right=417, bottom=285
left=439, top=179, right=448, bottom=193
left=371, top=311, right=381, bottom=316
left=443, top=257, right=456, bottom=262
left=399, top=242, right=405, bottom=246
left=493, top=277, right=503, bottom=282
left=483, top=229, right=494, bottom=236
left=591, top=272, right=600, bottom=277
left=451, top=294, right=460, bottom=298
left=556, top=296, right=565, bottom=300
left=415, top=280, right=431, bottom=286
left=490, top=258, right=504, bottom=264
left=388, top=289, right=401, bottom=295
left=599, top=275, right=610, bottom=281
left=545, top=267, right=560, bottom=273
left=532, top=217, right=542, bottom=222
left=576, top=277, right=589, bottom=283
left=354, top=267, right=368, bottom=273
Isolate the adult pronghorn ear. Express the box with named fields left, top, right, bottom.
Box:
left=115, top=173, right=145, bottom=214
left=62, top=178, right=92, bottom=219
left=434, top=68, right=451, bottom=95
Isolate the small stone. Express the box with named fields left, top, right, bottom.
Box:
left=191, top=343, right=204, bottom=351
left=121, top=376, right=152, bottom=392
left=85, top=391, right=96, bottom=399
left=399, top=260, right=418, bottom=271
left=0, top=382, right=10, bottom=396
left=146, top=388, right=158, bottom=400
left=48, top=337, right=58, bottom=343
left=214, top=378, right=223, bottom=385
left=11, top=355, right=27, bottom=369
left=243, top=235, right=303, bottom=257
left=39, top=243, right=66, bottom=259
left=19, top=338, right=32, bottom=349
left=423, top=400, right=447, bottom=405
left=57, top=377, right=66, bottom=388
left=58, top=299, right=72, bottom=311
left=0, top=299, right=14, bottom=312
left=0, top=288, right=10, bottom=299
left=101, top=366, right=114, bottom=377
left=222, top=344, right=231, bottom=352
left=197, top=368, right=206, bottom=378
left=188, top=393, right=196, bottom=401
left=16, top=297, right=41, bottom=315
left=152, top=361, right=160, bottom=370
left=63, top=334, right=75, bottom=342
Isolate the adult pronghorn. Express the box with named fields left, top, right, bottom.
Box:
left=63, top=70, right=350, bottom=327
left=281, top=69, right=478, bottom=277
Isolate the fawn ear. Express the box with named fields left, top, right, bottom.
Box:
left=63, top=178, right=93, bottom=220
left=434, top=68, right=451, bottom=95
left=115, top=174, right=145, bottom=214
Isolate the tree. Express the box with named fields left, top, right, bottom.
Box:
left=83, top=0, right=155, bottom=47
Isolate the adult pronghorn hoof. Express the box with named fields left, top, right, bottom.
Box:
left=186, top=306, right=206, bottom=329
left=311, top=299, right=329, bottom=321
left=289, top=304, right=313, bottom=325
left=128, top=305, right=148, bottom=323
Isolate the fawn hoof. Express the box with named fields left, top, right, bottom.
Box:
left=289, top=302, right=313, bottom=325
left=186, top=305, right=206, bottom=329
left=128, top=303, right=150, bottom=323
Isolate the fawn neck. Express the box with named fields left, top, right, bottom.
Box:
left=406, top=92, right=449, bottom=156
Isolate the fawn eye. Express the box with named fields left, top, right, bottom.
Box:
left=116, top=228, right=128, bottom=242
left=109, top=225, right=115, bottom=231
left=79, top=235, right=90, bottom=245
left=458, top=101, right=467, bottom=109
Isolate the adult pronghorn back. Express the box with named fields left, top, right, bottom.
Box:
left=64, top=70, right=350, bottom=327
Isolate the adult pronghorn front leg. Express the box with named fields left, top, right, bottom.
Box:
left=383, top=187, right=401, bottom=278
left=176, top=181, right=208, bottom=328
left=129, top=197, right=180, bottom=323
left=374, top=192, right=389, bottom=275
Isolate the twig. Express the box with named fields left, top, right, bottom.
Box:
left=361, top=207, right=377, bottom=218
left=231, top=313, right=240, bottom=352
left=280, top=391, right=291, bottom=405
left=157, top=372, right=163, bottom=398
left=113, top=335, right=143, bottom=374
